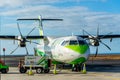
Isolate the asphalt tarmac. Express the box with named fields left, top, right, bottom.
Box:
left=1, top=65, right=120, bottom=80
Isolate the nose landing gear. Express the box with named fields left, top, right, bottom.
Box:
left=72, top=63, right=87, bottom=74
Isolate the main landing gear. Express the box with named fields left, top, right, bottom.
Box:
left=72, top=63, right=87, bottom=74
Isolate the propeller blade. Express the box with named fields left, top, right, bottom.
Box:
left=92, top=55, right=94, bottom=63
left=82, top=30, right=85, bottom=39
left=110, top=38, right=112, bottom=42
left=82, top=30, right=84, bottom=36
left=97, top=27, right=99, bottom=37
left=17, top=23, right=23, bottom=38
left=13, top=40, right=15, bottom=44
left=26, top=27, right=36, bottom=37
left=10, top=45, right=19, bottom=54
left=95, top=46, right=98, bottom=57
left=34, top=48, right=37, bottom=56
left=26, top=39, right=40, bottom=45
left=25, top=46, right=29, bottom=55
left=100, top=41, right=111, bottom=50
left=83, top=29, right=93, bottom=38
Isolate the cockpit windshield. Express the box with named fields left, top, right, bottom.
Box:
left=69, top=40, right=78, bottom=45
left=78, top=40, right=86, bottom=45
left=61, top=40, right=86, bottom=46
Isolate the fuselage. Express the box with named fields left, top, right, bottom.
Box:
left=37, top=36, right=90, bottom=65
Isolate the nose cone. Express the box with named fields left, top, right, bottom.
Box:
left=65, top=44, right=89, bottom=54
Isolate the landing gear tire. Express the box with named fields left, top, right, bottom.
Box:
left=36, top=68, right=43, bottom=74
left=44, top=69, right=50, bottom=73
left=72, top=64, right=82, bottom=72
left=72, top=67, right=77, bottom=71
left=19, top=67, right=27, bottom=73
left=1, top=69, right=8, bottom=73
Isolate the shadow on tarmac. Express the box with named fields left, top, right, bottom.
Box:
left=1, top=65, right=120, bottom=74
left=86, top=65, right=120, bottom=73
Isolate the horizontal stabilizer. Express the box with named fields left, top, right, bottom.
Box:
left=17, top=18, right=63, bottom=21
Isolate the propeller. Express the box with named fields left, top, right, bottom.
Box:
left=10, top=45, right=19, bottom=54
left=33, top=48, right=37, bottom=56
left=83, top=27, right=111, bottom=57
left=10, top=23, right=40, bottom=55
left=17, top=23, right=23, bottom=38
left=25, top=46, right=29, bottom=55
left=95, top=46, right=98, bottom=57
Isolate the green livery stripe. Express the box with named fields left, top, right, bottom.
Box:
left=65, top=45, right=89, bottom=54
left=52, top=60, right=62, bottom=64
left=37, top=56, right=45, bottom=65
left=36, top=49, right=45, bottom=56
left=70, top=57, right=86, bottom=64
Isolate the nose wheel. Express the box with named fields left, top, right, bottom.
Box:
left=72, top=64, right=81, bottom=72
left=72, top=63, right=87, bottom=74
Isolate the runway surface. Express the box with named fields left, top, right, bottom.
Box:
left=1, top=65, right=120, bottom=80
left=0, top=54, right=120, bottom=80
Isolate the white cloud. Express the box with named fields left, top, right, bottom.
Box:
left=0, top=0, right=108, bottom=8
left=0, top=0, right=26, bottom=7
left=0, top=5, right=89, bottom=18
left=0, top=0, right=120, bottom=36
left=1, top=0, right=120, bottom=54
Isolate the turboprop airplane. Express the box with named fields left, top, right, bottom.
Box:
left=0, top=16, right=120, bottom=74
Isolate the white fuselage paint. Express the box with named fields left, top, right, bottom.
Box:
left=37, top=36, right=90, bottom=64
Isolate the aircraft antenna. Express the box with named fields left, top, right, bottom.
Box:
left=72, top=32, right=74, bottom=36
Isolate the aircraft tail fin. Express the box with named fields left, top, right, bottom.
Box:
left=17, top=15, right=63, bottom=55
left=17, top=15, right=63, bottom=36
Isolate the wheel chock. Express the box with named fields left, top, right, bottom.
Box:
left=28, top=70, right=34, bottom=75
left=28, top=65, right=34, bottom=75
left=82, top=63, right=87, bottom=74
left=53, top=64, right=57, bottom=74
left=53, top=70, right=57, bottom=74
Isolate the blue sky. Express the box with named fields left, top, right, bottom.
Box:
left=0, top=0, right=120, bottom=55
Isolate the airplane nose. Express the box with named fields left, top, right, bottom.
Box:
left=65, top=45, right=89, bottom=54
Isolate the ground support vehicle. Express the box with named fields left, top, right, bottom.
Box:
left=18, top=56, right=51, bottom=74
left=0, top=60, right=9, bottom=73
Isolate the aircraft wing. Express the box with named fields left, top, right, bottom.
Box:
left=0, top=35, right=16, bottom=40
left=26, top=36, right=44, bottom=39
left=77, top=34, right=120, bottom=39
left=0, top=35, right=44, bottom=40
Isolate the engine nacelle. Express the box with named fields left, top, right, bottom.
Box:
left=89, top=36, right=99, bottom=46
left=18, top=36, right=26, bottom=47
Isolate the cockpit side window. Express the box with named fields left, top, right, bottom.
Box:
left=61, top=41, right=69, bottom=46
left=69, top=40, right=78, bottom=45
left=78, top=40, right=86, bottom=45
